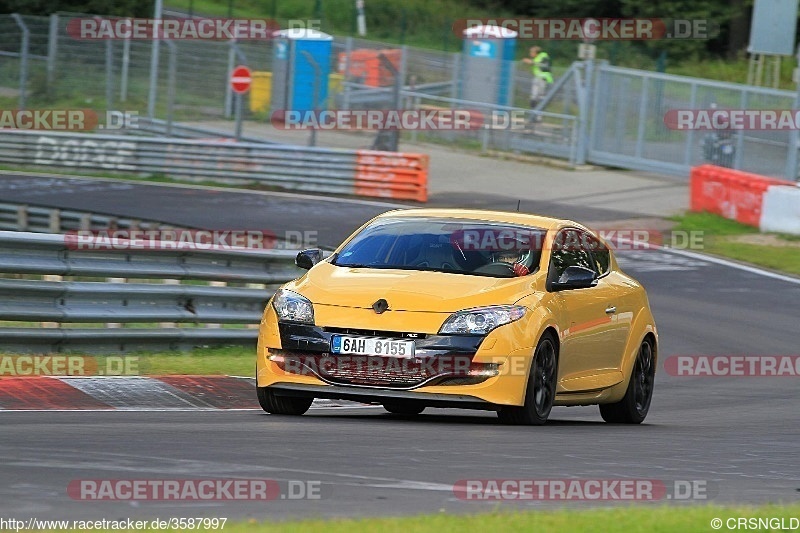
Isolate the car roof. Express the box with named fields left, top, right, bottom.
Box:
left=375, top=208, right=589, bottom=232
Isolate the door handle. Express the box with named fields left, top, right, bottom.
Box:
left=605, top=306, right=617, bottom=314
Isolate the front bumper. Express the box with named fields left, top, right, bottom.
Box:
left=268, top=382, right=497, bottom=410
left=257, top=309, right=535, bottom=407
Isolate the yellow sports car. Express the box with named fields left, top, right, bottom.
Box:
left=257, top=209, right=658, bottom=425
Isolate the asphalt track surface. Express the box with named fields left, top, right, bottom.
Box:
left=0, top=173, right=637, bottom=248
left=1, top=172, right=799, bottom=521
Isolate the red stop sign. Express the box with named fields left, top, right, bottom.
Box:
left=230, top=65, right=252, bottom=94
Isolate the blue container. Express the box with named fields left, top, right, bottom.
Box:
left=460, top=25, right=517, bottom=106
left=271, top=28, right=333, bottom=113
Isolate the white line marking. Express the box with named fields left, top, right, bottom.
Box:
left=616, top=237, right=800, bottom=285
left=660, top=246, right=800, bottom=285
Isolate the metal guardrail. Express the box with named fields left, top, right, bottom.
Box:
left=134, top=117, right=277, bottom=144
left=0, top=201, right=179, bottom=233
left=0, top=231, right=302, bottom=282
left=0, top=231, right=305, bottom=353
left=0, top=130, right=429, bottom=202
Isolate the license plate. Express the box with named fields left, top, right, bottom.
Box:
left=331, top=335, right=415, bottom=358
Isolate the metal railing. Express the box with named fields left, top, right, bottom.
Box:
left=0, top=201, right=180, bottom=233
left=0, top=130, right=429, bottom=201
left=0, top=230, right=304, bottom=353
left=134, top=117, right=277, bottom=144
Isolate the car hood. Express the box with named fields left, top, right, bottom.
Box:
left=288, top=261, right=538, bottom=313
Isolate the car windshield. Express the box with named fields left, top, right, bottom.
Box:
left=331, top=216, right=546, bottom=278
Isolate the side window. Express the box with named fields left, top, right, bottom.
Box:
left=583, top=232, right=611, bottom=276
left=549, top=229, right=595, bottom=281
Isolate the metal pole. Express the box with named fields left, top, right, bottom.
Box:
left=147, top=0, right=164, bottom=117
left=105, top=37, right=114, bottom=110
left=166, top=41, right=177, bottom=136
left=11, top=14, right=29, bottom=110
left=377, top=52, right=401, bottom=151
left=576, top=59, right=594, bottom=166
left=224, top=41, right=236, bottom=118
left=342, top=37, right=353, bottom=111
left=356, top=0, right=367, bottom=37
left=120, top=36, right=131, bottom=102
left=785, top=45, right=800, bottom=180
left=235, top=93, right=243, bottom=141
left=46, top=14, right=58, bottom=90
left=734, top=90, right=747, bottom=170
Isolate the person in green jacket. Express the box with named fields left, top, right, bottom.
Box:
left=522, top=46, right=553, bottom=111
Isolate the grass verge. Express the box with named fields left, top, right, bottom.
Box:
left=0, top=346, right=255, bottom=377
left=670, top=211, right=800, bottom=276
left=62, top=504, right=800, bottom=532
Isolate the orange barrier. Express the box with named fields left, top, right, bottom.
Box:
left=338, top=49, right=402, bottom=87
left=689, top=164, right=792, bottom=227
left=354, top=150, right=429, bottom=202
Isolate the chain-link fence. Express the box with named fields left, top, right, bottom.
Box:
left=589, top=64, right=799, bottom=179
left=1, top=13, right=798, bottom=177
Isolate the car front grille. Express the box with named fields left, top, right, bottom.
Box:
left=269, top=351, right=497, bottom=389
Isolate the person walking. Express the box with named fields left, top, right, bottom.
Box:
left=522, top=46, right=553, bottom=113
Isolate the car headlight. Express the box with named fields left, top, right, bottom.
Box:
left=439, top=305, right=527, bottom=335
left=272, top=289, right=314, bottom=324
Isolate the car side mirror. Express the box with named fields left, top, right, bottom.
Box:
left=295, top=248, right=322, bottom=270
left=550, top=265, right=597, bottom=291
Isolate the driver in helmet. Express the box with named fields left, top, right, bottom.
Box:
left=494, top=246, right=531, bottom=277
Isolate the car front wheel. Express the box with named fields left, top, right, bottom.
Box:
left=599, top=338, right=655, bottom=424
left=498, top=333, right=558, bottom=426
left=257, top=386, right=313, bottom=416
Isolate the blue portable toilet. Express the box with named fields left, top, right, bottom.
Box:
left=271, top=28, right=333, bottom=113
left=460, top=25, right=517, bottom=106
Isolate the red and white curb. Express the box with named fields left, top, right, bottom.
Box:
left=0, top=376, right=370, bottom=411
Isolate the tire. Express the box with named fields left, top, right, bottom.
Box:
left=257, top=385, right=313, bottom=416
left=383, top=401, right=426, bottom=415
left=498, top=333, right=558, bottom=426
left=600, top=338, right=655, bottom=424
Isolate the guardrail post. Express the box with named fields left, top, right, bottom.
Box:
left=106, top=278, right=126, bottom=328
left=16, top=205, right=28, bottom=231
left=205, top=281, right=227, bottom=328
left=41, top=274, right=62, bottom=329
left=160, top=279, right=180, bottom=328
left=79, top=213, right=91, bottom=230
left=48, top=209, right=61, bottom=233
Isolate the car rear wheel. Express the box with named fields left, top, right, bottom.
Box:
left=498, top=333, right=558, bottom=426
left=599, top=338, right=655, bottom=424
left=383, top=401, right=426, bottom=415
left=257, top=386, right=313, bottom=416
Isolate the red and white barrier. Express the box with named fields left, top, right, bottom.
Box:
left=760, top=185, right=800, bottom=235
left=690, top=165, right=800, bottom=235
